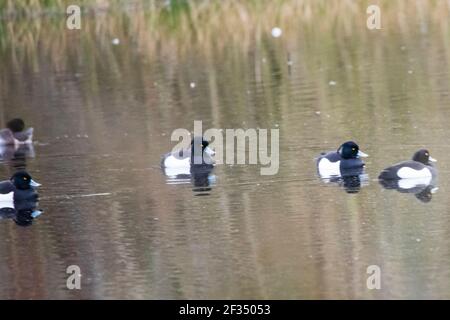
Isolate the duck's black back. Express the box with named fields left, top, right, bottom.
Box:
left=0, top=180, right=14, bottom=194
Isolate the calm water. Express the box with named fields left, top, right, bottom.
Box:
left=1, top=7, right=450, bottom=299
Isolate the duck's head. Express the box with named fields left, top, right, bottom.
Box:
left=412, top=149, right=437, bottom=165
left=191, top=137, right=215, bottom=165
left=337, top=141, right=368, bottom=159
left=11, top=171, right=41, bottom=190
left=7, top=118, right=25, bottom=133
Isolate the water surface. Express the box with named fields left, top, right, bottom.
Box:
left=1, top=2, right=450, bottom=299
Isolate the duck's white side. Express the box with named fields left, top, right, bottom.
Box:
left=0, top=192, right=14, bottom=208
left=397, top=167, right=432, bottom=179
left=163, top=155, right=191, bottom=168
left=318, top=158, right=341, bottom=178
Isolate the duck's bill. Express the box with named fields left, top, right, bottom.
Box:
left=357, top=150, right=369, bottom=158
left=204, top=146, right=216, bottom=157
left=30, top=179, right=41, bottom=187
left=429, top=156, right=437, bottom=162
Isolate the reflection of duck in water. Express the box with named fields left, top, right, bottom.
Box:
left=161, top=137, right=216, bottom=195
left=317, top=141, right=369, bottom=193
left=0, top=200, right=42, bottom=227
left=0, top=171, right=42, bottom=226
left=0, top=201, right=42, bottom=227
left=379, top=179, right=438, bottom=203
left=320, top=167, right=369, bottom=194
left=378, top=149, right=438, bottom=203
left=0, top=143, right=35, bottom=169
left=162, top=164, right=216, bottom=196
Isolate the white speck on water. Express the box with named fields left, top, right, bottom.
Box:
left=112, top=38, right=120, bottom=45
left=408, top=70, right=413, bottom=74
left=271, top=27, right=282, bottom=38
left=161, top=133, right=166, bottom=136
left=190, top=82, right=196, bottom=88
left=274, top=124, right=279, bottom=128
left=84, top=134, right=89, bottom=138
left=79, top=193, right=111, bottom=198
left=76, top=134, right=81, bottom=138
left=329, top=80, right=337, bottom=86
left=315, top=111, right=321, bottom=115
left=64, top=135, right=68, bottom=138
left=287, top=60, right=293, bottom=66
left=153, top=218, right=159, bottom=221
left=416, top=238, right=421, bottom=242
left=401, top=45, right=406, bottom=51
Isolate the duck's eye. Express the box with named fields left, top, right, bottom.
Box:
left=23, top=177, right=28, bottom=180
left=425, top=153, right=429, bottom=156
left=352, top=148, right=356, bottom=151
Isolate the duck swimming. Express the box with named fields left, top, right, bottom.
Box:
left=317, top=141, right=369, bottom=178
left=0, top=118, right=34, bottom=146
left=378, top=149, right=437, bottom=180
left=0, top=171, right=41, bottom=204
left=161, top=136, right=215, bottom=171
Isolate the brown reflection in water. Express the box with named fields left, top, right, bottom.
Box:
left=0, top=1, right=450, bottom=299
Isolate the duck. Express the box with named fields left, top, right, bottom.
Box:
left=161, top=137, right=215, bottom=172
left=378, top=149, right=437, bottom=181
left=317, top=141, right=369, bottom=177
left=0, top=171, right=41, bottom=205
left=0, top=118, right=34, bottom=146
